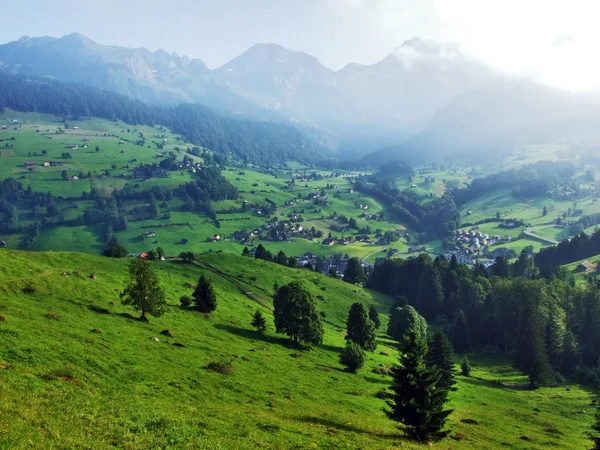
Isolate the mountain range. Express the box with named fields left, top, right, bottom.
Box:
left=2, top=32, right=600, bottom=163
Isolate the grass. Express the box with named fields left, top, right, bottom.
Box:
left=0, top=249, right=595, bottom=449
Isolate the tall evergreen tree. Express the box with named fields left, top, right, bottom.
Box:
left=192, top=275, right=217, bottom=313
left=452, top=309, right=472, bottom=353
left=427, top=329, right=457, bottom=396
left=346, top=303, right=377, bottom=351
left=343, top=257, right=367, bottom=285
left=251, top=309, right=267, bottom=333
left=386, top=331, right=453, bottom=442
left=415, top=266, right=444, bottom=320
left=369, top=305, right=381, bottom=329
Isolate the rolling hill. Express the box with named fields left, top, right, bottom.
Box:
left=0, top=249, right=594, bottom=449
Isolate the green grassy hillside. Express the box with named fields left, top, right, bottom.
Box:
left=0, top=250, right=594, bottom=449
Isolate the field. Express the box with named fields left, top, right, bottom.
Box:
left=2, top=109, right=600, bottom=266
left=0, top=249, right=595, bottom=449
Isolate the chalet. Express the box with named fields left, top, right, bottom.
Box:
left=83, top=138, right=89, bottom=142
left=210, top=234, right=221, bottom=242
left=139, top=252, right=149, bottom=260
left=36, top=129, right=42, bottom=133
left=119, top=140, right=125, bottom=144
left=323, top=237, right=336, bottom=246
left=577, top=260, right=596, bottom=273
left=24, top=161, right=36, bottom=167
left=156, top=153, right=164, bottom=158
left=43, top=162, right=50, bottom=167
left=73, top=126, right=79, bottom=130
left=374, top=238, right=388, bottom=246
left=71, top=176, right=79, bottom=181
left=355, top=235, right=371, bottom=243
left=67, top=145, right=78, bottom=150
left=0, top=126, right=6, bottom=130
left=0, top=241, right=6, bottom=248
left=144, top=231, right=156, bottom=238
left=82, top=144, right=88, bottom=148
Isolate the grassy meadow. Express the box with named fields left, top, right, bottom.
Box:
left=0, top=249, right=595, bottom=449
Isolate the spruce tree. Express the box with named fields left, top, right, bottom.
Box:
left=346, top=302, right=377, bottom=351
left=340, top=339, right=365, bottom=373
left=251, top=309, right=267, bottom=333
left=386, top=330, right=453, bottom=442
left=452, top=309, right=471, bottom=353
left=369, top=305, right=381, bottom=329
left=192, top=275, right=217, bottom=313
left=343, top=257, right=367, bottom=285
left=461, top=355, right=471, bottom=377
left=427, top=329, right=456, bottom=396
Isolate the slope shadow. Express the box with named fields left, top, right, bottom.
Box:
left=363, top=376, right=392, bottom=385
left=213, top=323, right=295, bottom=347
left=296, top=416, right=401, bottom=440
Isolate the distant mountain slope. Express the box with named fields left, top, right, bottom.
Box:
left=362, top=81, right=600, bottom=165
left=4, top=33, right=600, bottom=161
left=0, top=33, right=274, bottom=118
left=0, top=73, right=327, bottom=165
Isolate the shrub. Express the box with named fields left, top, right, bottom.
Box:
left=180, top=295, right=192, bottom=307
left=340, top=340, right=365, bottom=373
left=207, top=361, right=233, bottom=375
left=46, top=311, right=60, bottom=320
left=22, top=284, right=36, bottom=294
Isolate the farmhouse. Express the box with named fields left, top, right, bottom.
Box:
left=144, top=231, right=156, bottom=238
left=67, top=145, right=78, bottom=150
left=209, top=234, right=221, bottom=242
left=577, top=260, right=596, bottom=273
left=43, top=162, right=50, bottom=167
left=73, top=126, right=79, bottom=130
left=323, top=237, right=336, bottom=246
left=24, top=161, right=36, bottom=167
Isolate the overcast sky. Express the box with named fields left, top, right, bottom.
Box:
left=0, top=0, right=598, bottom=91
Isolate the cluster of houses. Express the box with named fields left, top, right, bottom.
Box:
left=238, top=220, right=308, bottom=244
left=296, top=253, right=373, bottom=278
left=24, top=161, right=64, bottom=168
left=322, top=235, right=387, bottom=247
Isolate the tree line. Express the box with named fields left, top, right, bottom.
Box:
left=0, top=73, right=326, bottom=166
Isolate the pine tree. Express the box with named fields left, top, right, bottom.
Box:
left=427, top=329, right=457, bottom=396
left=343, top=257, right=367, bottom=285
left=461, top=355, right=471, bottom=377
left=340, top=339, right=365, bottom=373
left=192, top=275, right=217, bottom=313
left=415, top=266, right=444, bottom=320
left=386, top=331, right=453, bottom=442
left=369, top=305, right=381, bottom=329
left=251, top=309, right=267, bottom=333
left=346, top=303, right=377, bottom=351
left=452, top=309, right=471, bottom=353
